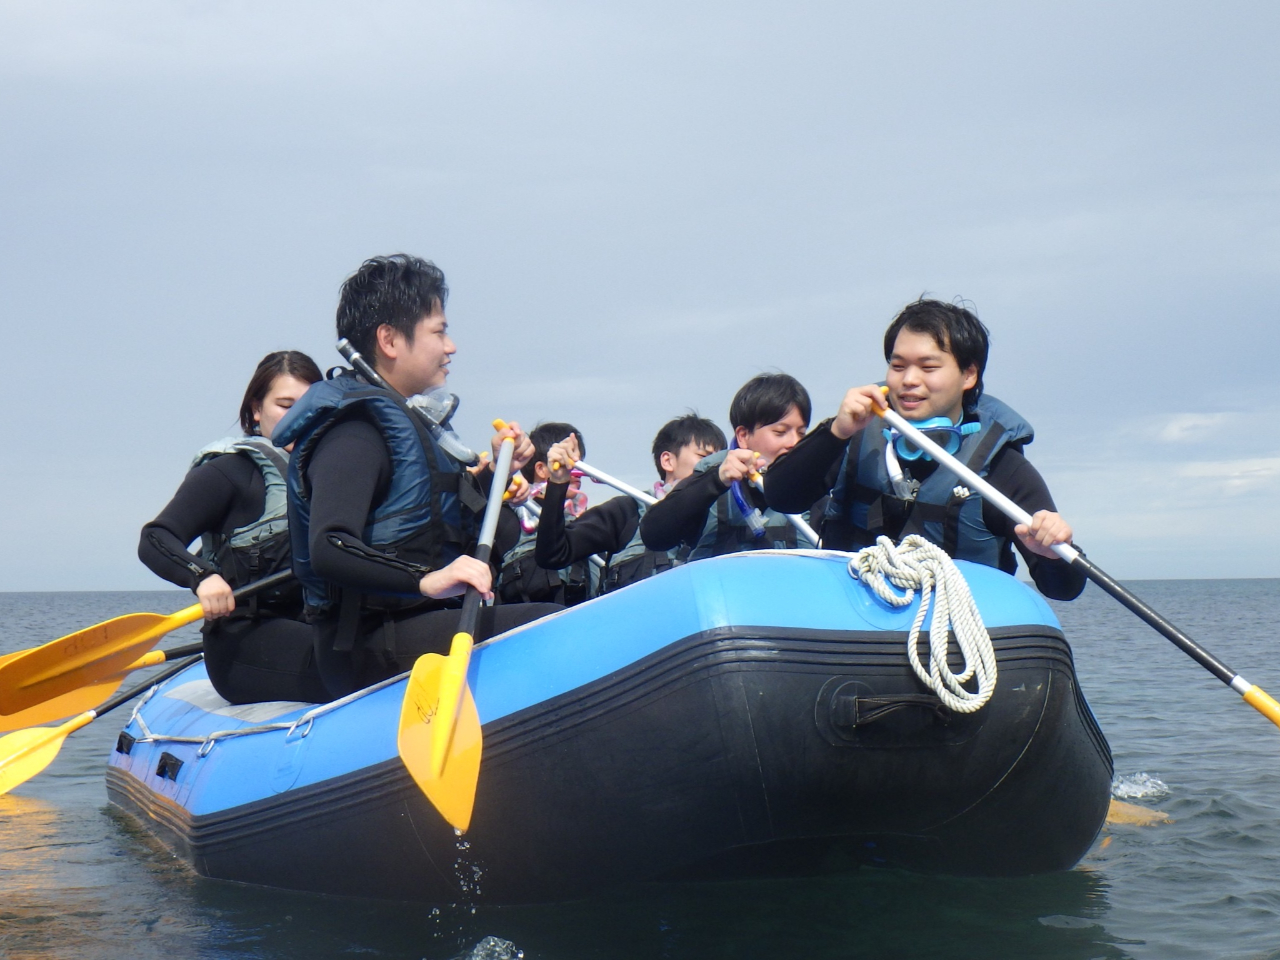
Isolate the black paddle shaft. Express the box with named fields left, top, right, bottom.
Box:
left=1072, top=554, right=1238, bottom=687
left=230, top=569, right=293, bottom=599
left=93, top=656, right=203, bottom=719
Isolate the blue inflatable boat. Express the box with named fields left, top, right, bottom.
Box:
left=106, top=551, right=1112, bottom=904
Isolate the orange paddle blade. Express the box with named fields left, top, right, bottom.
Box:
left=397, top=653, right=482, bottom=832
left=0, top=606, right=199, bottom=715
left=0, top=714, right=93, bottom=796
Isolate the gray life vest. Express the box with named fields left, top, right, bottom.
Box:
left=825, top=393, right=1034, bottom=571
left=190, top=435, right=297, bottom=611
left=688, top=450, right=802, bottom=561
left=499, top=519, right=598, bottom=606
left=600, top=500, right=682, bottom=592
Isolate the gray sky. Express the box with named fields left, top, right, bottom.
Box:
left=2, top=0, right=1277, bottom=590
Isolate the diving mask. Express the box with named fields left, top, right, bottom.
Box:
left=883, top=417, right=980, bottom=461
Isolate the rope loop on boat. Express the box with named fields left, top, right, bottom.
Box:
left=847, top=535, right=997, bottom=713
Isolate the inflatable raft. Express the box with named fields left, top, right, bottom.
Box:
left=106, top=551, right=1112, bottom=904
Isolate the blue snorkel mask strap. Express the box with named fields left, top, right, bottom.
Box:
left=727, top=437, right=767, bottom=539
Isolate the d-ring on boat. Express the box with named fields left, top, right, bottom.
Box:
left=106, top=549, right=1112, bottom=904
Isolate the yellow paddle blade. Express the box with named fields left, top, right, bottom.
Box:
left=1106, top=798, right=1173, bottom=826
left=0, top=605, right=199, bottom=715
left=430, top=633, right=474, bottom=779
left=0, top=714, right=92, bottom=796
left=0, top=674, right=124, bottom=733
left=398, top=653, right=482, bottom=832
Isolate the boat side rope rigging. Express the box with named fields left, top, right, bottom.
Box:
left=847, top=535, right=998, bottom=713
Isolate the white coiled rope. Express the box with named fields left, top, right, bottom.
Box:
left=847, top=535, right=998, bottom=713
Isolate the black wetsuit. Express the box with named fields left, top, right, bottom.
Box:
left=139, top=453, right=328, bottom=704
left=303, top=418, right=559, bottom=696
left=764, top=418, right=1086, bottom=601
left=638, top=466, right=825, bottom=555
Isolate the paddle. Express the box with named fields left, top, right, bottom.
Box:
left=397, top=420, right=516, bottom=832
left=873, top=401, right=1280, bottom=729
left=0, top=642, right=202, bottom=733
left=0, top=654, right=201, bottom=796
left=0, top=570, right=292, bottom=716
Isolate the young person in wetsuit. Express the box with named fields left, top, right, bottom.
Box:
left=496, top=422, right=597, bottom=606
left=536, top=414, right=727, bottom=593
left=639, top=374, right=817, bottom=561
left=763, top=298, right=1085, bottom=601
left=271, top=254, right=556, bottom=699
left=139, top=351, right=329, bottom=704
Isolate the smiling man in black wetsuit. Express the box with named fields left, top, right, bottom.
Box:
left=763, top=299, right=1086, bottom=601
left=272, top=254, right=555, bottom=698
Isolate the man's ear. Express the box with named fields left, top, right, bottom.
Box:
left=734, top=425, right=752, bottom=449
left=658, top=450, right=676, bottom=475
left=961, top=364, right=979, bottom=392
left=534, top=461, right=551, bottom=482
left=374, top=323, right=399, bottom=361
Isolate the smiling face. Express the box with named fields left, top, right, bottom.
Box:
left=886, top=328, right=978, bottom=424
left=253, top=374, right=313, bottom=441
left=735, top=405, right=807, bottom=466
left=378, top=308, right=455, bottom=397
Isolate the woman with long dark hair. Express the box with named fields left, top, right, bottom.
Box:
left=139, top=351, right=329, bottom=703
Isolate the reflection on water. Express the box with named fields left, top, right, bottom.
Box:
left=1, top=584, right=1279, bottom=959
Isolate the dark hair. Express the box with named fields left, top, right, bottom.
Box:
left=239, top=351, right=323, bottom=435
left=650, top=414, right=727, bottom=479
left=728, top=373, right=812, bottom=432
left=522, top=422, right=586, bottom=482
left=882, top=298, right=990, bottom=410
left=336, top=254, right=449, bottom=362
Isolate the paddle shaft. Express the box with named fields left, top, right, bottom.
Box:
left=93, top=654, right=203, bottom=719
left=457, top=433, right=517, bottom=639
left=878, top=406, right=1280, bottom=723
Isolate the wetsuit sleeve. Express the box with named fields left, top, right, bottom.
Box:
left=138, top=456, right=262, bottom=591
left=764, top=418, right=850, bottom=514
left=535, top=485, right=639, bottom=568
left=639, top=468, right=726, bottom=551
left=982, top=447, right=1087, bottom=601
left=306, top=418, right=424, bottom=597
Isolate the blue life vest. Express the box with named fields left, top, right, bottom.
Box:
left=687, top=450, right=802, bottom=561
left=825, top=393, right=1033, bottom=571
left=189, top=435, right=298, bottom=613
left=273, top=373, right=482, bottom=615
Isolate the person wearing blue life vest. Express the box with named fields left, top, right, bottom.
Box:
left=639, top=374, right=818, bottom=561
left=535, top=414, right=728, bottom=593
left=763, top=298, right=1085, bottom=601
left=271, top=254, right=556, bottom=699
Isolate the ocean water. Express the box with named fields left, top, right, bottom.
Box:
left=1, top=579, right=1278, bottom=960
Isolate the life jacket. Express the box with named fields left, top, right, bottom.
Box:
left=824, top=393, right=1033, bottom=571
left=273, top=372, right=484, bottom=619
left=600, top=501, right=682, bottom=593
left=687, top=450, right=801, bottom=562
left=498, top=519, right=597, bottom=606
left=189, top=436, right=300, bottom=615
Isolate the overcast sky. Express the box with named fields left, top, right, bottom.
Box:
left=1, top=0, right=1277, bottom=590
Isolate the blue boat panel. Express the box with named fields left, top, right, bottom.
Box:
left=113, top=552, right=1062, bottom=813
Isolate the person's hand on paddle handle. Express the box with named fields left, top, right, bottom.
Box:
left=718, top=449, right=763, bottom=485
left=419, top=556, right=493, bottom=602
left=196, top=574, right=235, bottom=620
left=831, top=385, right=889, bottom=440
left=546, top=435, right=581, bottom=484
left=1015, top=510, right=1073, bottom=559
left=491, top=421, right=533, bottom=474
